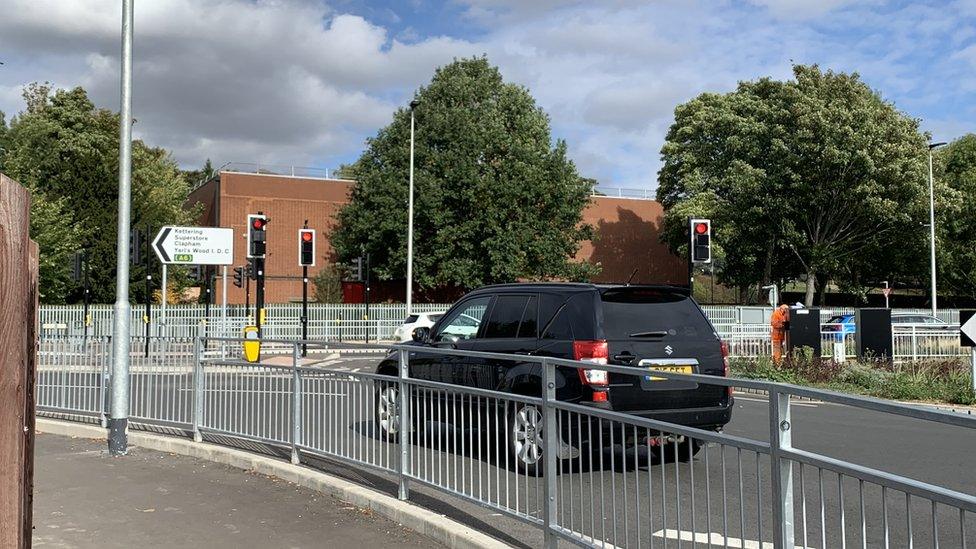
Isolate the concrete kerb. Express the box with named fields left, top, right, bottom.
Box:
left=36, top=418, right=509, bottom=549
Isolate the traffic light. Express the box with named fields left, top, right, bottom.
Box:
left=129, top=228, right=142, bottom=266
left=233, top=266, right=244, bottom=288
left=247, top=214, right=268, bottom=258
left=246, top=258, right=256, bottom=280
left=71, top=252, right=84, bottom=283
left=350, top=257, right=363, bottom=281
left=188, top=265, right=202, bottom=282
left=690, top=218, right=711, bottom=263
left=298, top=229, right=316, bottom=267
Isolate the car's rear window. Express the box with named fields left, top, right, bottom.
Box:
left=600, top=288, right=712, bottom=339
left=827, top=315, right=846, bottom=323
left=404, top=315, right=419, bottom=324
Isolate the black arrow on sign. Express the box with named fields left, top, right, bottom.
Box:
left=154, top=227, right=172, bottom=263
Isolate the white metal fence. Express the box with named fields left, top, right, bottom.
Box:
left=39, top=303, right=452, bottom=341
left=36, top=336, right=976, bottom=548
left=39, top=304, right=969, bottom=361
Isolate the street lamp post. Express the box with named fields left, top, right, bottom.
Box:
left=110, top=0, right=134, bottom=456
left=928, top=142, right=946, bottom=318
left=406, top=99, right=419, bottom=316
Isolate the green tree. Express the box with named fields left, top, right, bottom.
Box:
left=312, top=264, right=344, bottom=303
left=2, top=84, right=198, bottom=303
left=332, top=57, right=597, bottom=292
left=658, top=65, right=928, bottom=305
left=935, top=134, right=976, bottom=300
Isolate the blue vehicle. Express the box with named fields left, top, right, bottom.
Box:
left=823, top=314, right=855, bottom=342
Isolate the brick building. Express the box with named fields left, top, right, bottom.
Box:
left=186, top=165, right=684, bottom=304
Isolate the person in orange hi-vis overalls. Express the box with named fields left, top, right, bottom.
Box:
left=770, top=304, right=790, bottom=364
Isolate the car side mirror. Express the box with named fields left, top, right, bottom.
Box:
left=412, top=327, right=430, bottom=343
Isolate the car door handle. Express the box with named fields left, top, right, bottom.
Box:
left=613, top=353, right=635, bottom=363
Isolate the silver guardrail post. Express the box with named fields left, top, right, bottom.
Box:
left=192, top=336, right=204, bottom=442
left=542, top=358, right=558, bottom=549
left=99, top=337, right=109, bottom=428
left=770, top=388, right=795, bottom=548
left=397, top=348, right=410, bottom=501
left=104, top=335, right=114, bottom=427
left=291, top=342, right=302, bottom=465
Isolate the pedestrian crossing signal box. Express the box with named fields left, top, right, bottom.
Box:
left=787, top=307, right=821, bottom=359
left=243, top=325, right=261, bottom=363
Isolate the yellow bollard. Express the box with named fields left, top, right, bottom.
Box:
left=243, top=325, right=261, bottom=363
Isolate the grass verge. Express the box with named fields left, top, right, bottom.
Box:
left=730, top=355, right=976, bottom=406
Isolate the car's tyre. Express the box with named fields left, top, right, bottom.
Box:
left=374, top=381, right=400, bottom=442
left=508, top=402, right=545, bottom=476
left=676, top=438, right=703, bottom=462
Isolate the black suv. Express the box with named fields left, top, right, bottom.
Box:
left=374, top=283, right=733, bottom=470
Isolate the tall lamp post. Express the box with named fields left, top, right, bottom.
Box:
left=928, top=141, right=946, bottom=317
left=110, top=0, right=134, bottom=456
left=406, top=98, right=419, bottom=316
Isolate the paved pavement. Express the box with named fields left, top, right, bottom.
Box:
left=32, top=433, right=439, bottom=548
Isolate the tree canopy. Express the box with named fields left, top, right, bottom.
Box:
left=332, top=57, right=596, bottom=291
left=657, top=65, right=929, bottom=305
left=1, top=83, right=198, bottom=303
left=935, top=134, right=976, bottom=300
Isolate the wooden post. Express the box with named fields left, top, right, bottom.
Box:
left=0, top=173, right=39, bottom=549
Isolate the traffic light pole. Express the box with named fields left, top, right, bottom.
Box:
left=302, top=265, right=308, bottom=357
left=245, top=263, right=251, bottom=314
left=204, top=266, right=212, bottom=338
left=255, top=257, right=265, bottom=337
left=365, top=253, right=371, bottom=344
left=82, top=251, right=90, bottom=342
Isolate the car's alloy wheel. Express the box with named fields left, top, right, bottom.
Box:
left=376, top=384, right=399, bottom=437
left=511, top=404, right=544, bottom=469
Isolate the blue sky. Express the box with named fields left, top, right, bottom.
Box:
left=1, top=0, right=974, bottom=191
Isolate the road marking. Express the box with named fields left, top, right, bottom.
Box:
left=735, top=395, right=819, bottom=407
left=652, top=529, right=812, bottom=549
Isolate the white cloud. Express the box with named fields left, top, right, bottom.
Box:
left=746, top=0, right=864, bottom=20
left=0, top=0, right=474, bottom=169
left=0, top=0, right=972, bottom=192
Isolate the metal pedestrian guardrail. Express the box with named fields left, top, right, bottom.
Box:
left=36, top=335, right=975, bottom=548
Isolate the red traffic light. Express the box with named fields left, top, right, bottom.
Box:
left=301, top=231, right=313, bottom=242
left=252, top=218, right=267, bottom=230
left=694, top=222, right=708, bottom=235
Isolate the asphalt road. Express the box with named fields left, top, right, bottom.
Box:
left=37, top=354, right=976, bottom=548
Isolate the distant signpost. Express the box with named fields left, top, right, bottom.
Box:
left=152, top=226, right=233, bottom=265
left=151, top=226, right=234, bottom=338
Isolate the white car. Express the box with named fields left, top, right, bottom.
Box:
left=393, top=312, right=445, bottom=342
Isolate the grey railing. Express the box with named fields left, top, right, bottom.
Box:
left=37, top=335, right=976, bottom=548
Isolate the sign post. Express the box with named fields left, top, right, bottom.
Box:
left=153, top=226, right=235, bottom=338
left=144, top=225, right=152, bottom=356
left=960, top=310, right=976, bottom=393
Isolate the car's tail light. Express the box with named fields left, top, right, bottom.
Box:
left=721, top=340, right=732, bottom=397
left=574, top=339, right=609, bottom=401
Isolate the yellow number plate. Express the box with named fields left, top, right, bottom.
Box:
left=644, top=365, right=693, bottom=381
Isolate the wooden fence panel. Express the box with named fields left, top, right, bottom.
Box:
left=0, top=173, right=38, bottom=549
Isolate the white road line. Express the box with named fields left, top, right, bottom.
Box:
left=735, top=395, right=820, bottom=407
left=651, top=529, right=812, bottom=549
